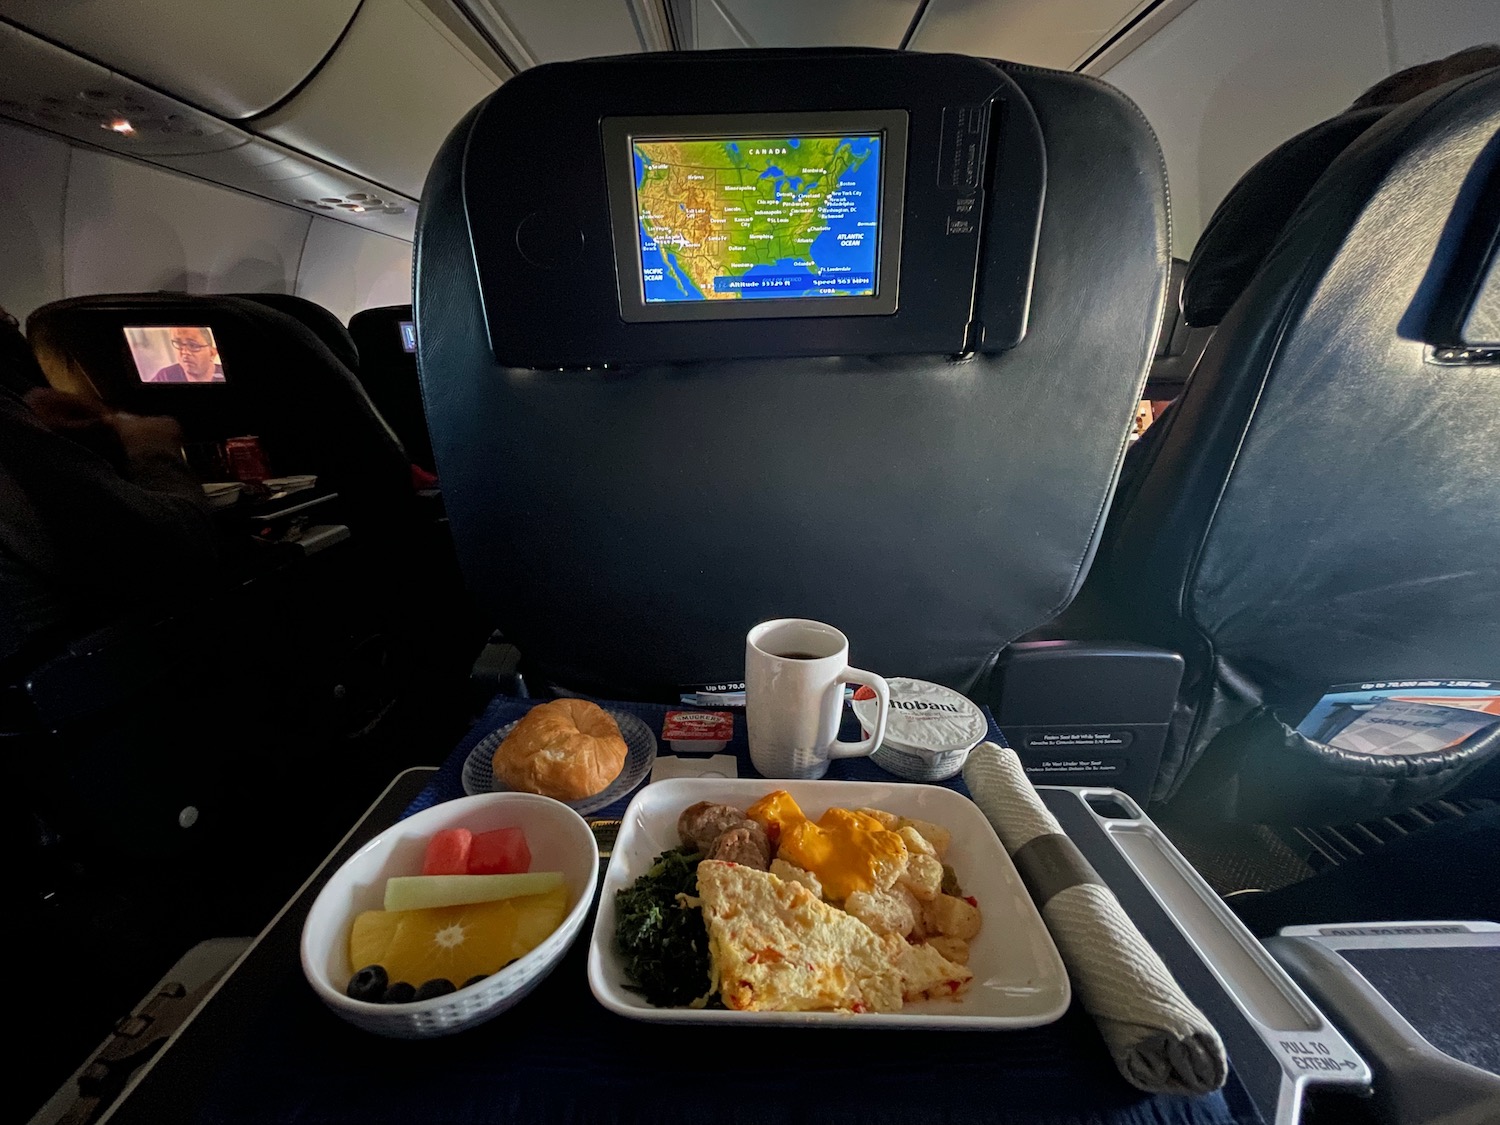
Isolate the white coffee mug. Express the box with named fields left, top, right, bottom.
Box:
left=745, top=618, right=891, bottom=779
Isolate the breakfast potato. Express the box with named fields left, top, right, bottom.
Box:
left=871, top=837, right=910, bottom=892
left=925, top=935, right=969, bottom=965
left=898, top=853, right=943, bottom=902
left=770, top=858, right=823, bottom=900
left=924, top=893, right=982, bottom=940
left=845, top=889, right=916, bottom=937
left=894, top=884, right=926, bottom=939
left=898, top=826, right=936, bottom=858
left=895, top=816, right=951, bottom=858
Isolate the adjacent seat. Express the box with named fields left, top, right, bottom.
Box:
left=1137, top=110, right=1389, bottom=418
left=415, top=50, right=1170, bottom=700
left=10, top=295, right=475, bottom=986
left=348, top=304, right=434, bottom=473
left=27, top=292, right=413, bottom=526
left=1053, top=69, right=1500, bottom=821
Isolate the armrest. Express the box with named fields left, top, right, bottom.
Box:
left=1265, top=925, right=1500, bottom=1125
left=983, top=641, right=1184, bottom=801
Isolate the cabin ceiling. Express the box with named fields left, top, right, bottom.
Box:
left=456, top=0, right=1159, bottom=63
left=0, top=0, right=1166, bottom=239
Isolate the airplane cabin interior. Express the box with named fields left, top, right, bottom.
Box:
left=1, top=2, right=1497, bottom=1124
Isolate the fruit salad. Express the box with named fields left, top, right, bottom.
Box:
left=346, top=825, right=568, bottom=1004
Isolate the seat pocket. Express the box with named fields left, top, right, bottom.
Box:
left=1187, top=706, right=1500, bottom=824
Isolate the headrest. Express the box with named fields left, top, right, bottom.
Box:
left=348, top=305, right=415, bottom=365
left=1182, top=107, right=1387, bottom=327
left=234, top=293, right=361, bottom=371
left=346, top=303, right=431, bottom=471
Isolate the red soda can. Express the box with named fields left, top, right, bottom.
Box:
left=224, top=435, right=271, bottom=481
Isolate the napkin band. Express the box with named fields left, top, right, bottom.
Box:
left=1011, top=832, right=1105, bottom=908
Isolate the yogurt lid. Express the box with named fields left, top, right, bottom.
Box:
left=851, top=678, right=987, bottom=756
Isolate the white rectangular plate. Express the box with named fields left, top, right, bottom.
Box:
left=587, top=777, right=1070, bottom=1028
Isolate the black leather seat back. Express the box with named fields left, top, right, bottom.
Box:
left=236, top=293, right=362, bottom=372
left=416, top=51, right=1169, bottom=699
left=349, top=304, right=433, bottom=473
left=1096, top=70, right=1500, bottom=799
left=1182, top=107, right=1387, bottom=328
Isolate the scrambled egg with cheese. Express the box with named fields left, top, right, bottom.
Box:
left=696, top=860, right=906, bottom=1012
left=746, top=790, right=908, bottom=901
left=689, top=792, right=979, bottom=1013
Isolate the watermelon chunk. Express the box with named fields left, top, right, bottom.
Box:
left=421, top=828, right=473, bottom=876
left=468, top=826, right=531, bottom=875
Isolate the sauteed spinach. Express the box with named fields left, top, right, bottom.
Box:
left=614, top=846, right=715, bottom=1007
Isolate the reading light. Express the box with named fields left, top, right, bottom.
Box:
left=105, top=118, right=135, bottom=135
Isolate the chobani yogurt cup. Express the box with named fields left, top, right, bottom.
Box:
left=851, top=678, right=987, bottom=781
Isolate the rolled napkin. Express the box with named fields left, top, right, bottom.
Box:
left=964, top=742, right=1228, bottom=1096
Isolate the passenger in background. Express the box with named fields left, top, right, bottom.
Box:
left=0, top=307, right=216, bottom=671
left=148, top=326, right=224, bottom=384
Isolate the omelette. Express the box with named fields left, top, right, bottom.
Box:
left=892, top=938, right=975, bottom=1002
left=695, top=861, right=971, bottom=1013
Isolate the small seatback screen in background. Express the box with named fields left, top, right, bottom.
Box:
left=631, top=134, right=882, bottom=303
left=399, top=321, right=417, bottom=353
left=125, top=325, right=226, bottom=383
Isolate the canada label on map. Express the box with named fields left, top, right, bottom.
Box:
left=631, top=134, right=882, bottom=302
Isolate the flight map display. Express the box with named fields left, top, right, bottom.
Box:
left=631, top=134, right=882, bottom=303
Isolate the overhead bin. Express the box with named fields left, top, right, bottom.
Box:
left=674, top=0, right=920, bottom=49
left=252, top=0, right=504, bottom=199
left=454, top=0, right=662, bottom=66
left=0, top=22, right=418, bottom=239
left=909, top=0, right=1158, bottom=69
left=0, top=0, right=361, bottom=119
left=0, top=28, right=243, bottom=158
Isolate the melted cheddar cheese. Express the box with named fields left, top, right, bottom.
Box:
left=746, top=790, right=908, bottom=901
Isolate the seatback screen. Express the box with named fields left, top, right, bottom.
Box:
left=631, top=134, right=882, bottom=303
left=603, top=111, right=906, bottom=324
left=399, top=320, right=417, bottom=352
left=125, top=325, right=226, bottom=383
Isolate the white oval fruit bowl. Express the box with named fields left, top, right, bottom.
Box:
left=301, top=792, right=598, bottom=1038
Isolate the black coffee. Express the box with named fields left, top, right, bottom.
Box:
left=773, top=650, right=824, bottom=660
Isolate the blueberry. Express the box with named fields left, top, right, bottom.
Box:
left=461, top=975, right=489, bottom=990
left=414, top=978, right=457, bottom=1001
left=347, top=965, right=389, bottom=1002
left=381, top=981, right=416, bottom=1004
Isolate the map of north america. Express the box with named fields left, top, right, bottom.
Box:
left=633, top=135, right=880, bottom=302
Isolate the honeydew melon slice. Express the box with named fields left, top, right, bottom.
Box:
left=383, top=871, right=564, bottom=912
